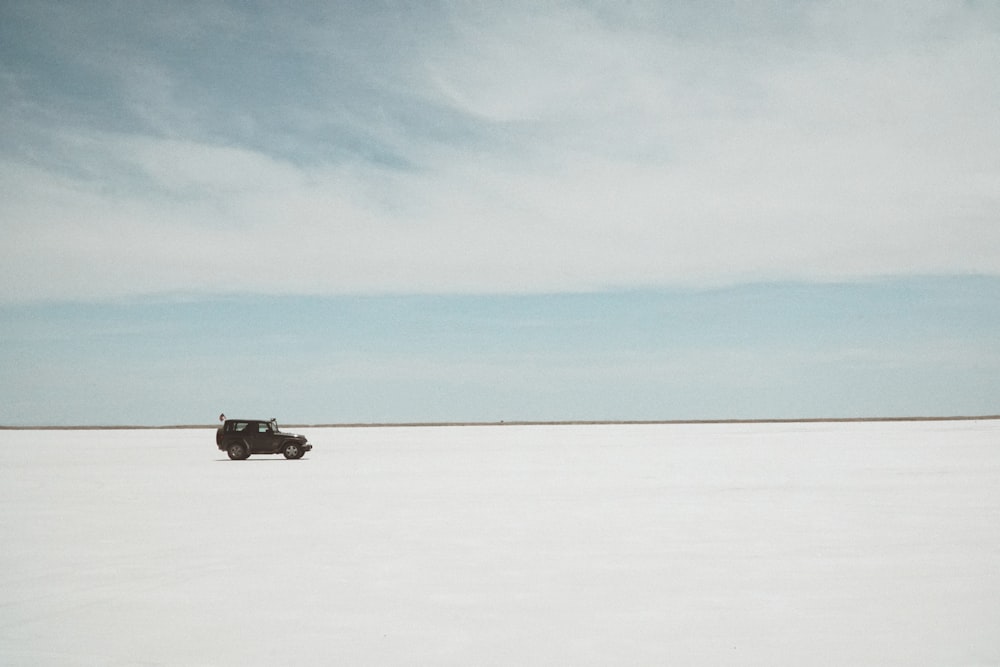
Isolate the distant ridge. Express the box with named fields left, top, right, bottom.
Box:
left=307, top=415, right=1000, bottom=428
left=2, top=415, right=998, bottom=430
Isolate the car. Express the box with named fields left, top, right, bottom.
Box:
left=216, top=418, right=312, bottom=460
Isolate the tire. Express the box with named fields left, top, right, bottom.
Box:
left=283, top=442, right=302, bottom=459
left=227, top=441, right=249, bottom=460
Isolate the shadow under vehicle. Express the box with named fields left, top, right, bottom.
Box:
left=216, top=418, right=312, bottom=460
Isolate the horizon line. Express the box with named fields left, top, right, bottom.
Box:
left=2, top=414, right=999, bottom=431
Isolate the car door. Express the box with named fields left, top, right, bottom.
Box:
left=257, top=421, right=278, bottom=453
left=248, top=421, right=278, bottom=454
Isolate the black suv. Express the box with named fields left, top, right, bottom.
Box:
left=216, top=418, right=312, bottom=460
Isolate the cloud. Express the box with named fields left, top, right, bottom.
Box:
left=2, top=1, right=999, bottom=302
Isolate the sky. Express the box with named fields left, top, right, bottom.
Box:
left=1, top=1, right=999, bottom=425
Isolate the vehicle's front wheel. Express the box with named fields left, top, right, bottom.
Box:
left=283, top=442, right=302, bottom=459
left=227, top=442, right=249, bottom=460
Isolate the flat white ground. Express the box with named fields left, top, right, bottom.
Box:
left=1, top=421, right=998, bottom=666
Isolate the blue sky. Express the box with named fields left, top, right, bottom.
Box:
left=2, top=2, right=999, bottom=425
left=2, top=279, right=999, bottom=425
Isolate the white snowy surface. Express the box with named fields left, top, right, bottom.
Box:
left=1, top=421, right=998, bottom=666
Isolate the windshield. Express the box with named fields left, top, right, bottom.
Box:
left=269, top=418, right=278, bottom=432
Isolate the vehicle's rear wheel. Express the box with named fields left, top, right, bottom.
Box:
left=227, top=442, right=249, bottom=460
left=283, top=442, right=302, bottom=459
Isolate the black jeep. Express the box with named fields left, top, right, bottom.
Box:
left=216, top=418, right=312, bottom=460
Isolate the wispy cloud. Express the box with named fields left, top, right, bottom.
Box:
left=2, top=1, right=998, bottom=302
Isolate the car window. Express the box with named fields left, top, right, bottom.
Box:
left=257, top=422, right=270, bottom=433
left=230, top=422, right=249, bottom=432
